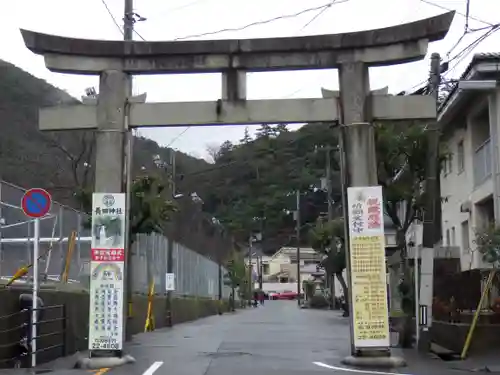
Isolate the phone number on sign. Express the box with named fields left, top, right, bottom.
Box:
left=91, top=338, right=120, bottom=350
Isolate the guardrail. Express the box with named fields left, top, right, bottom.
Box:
left=0, top=304, right=67, bottom=368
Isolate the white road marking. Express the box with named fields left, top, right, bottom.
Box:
left=313, top=361, right=413, bottom=375
left=143, top=361, right=164, bottom=375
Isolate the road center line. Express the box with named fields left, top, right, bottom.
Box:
left=143, top=361, right=164, bottom=375
left=313, top=361, right=413, bottom=375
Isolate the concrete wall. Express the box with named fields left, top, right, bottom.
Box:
left=0, top=288, right=229, bottom=368
left=431, top=321, right=500, bottom=355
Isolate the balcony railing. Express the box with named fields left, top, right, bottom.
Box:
left=473, top=138, right=492, bottom=187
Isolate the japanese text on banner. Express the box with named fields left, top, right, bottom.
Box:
left=347, top=186, right=390, bottom=348
left=89, top=193, right=126, bottom=351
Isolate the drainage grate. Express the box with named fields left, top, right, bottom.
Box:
left=202, top=351, right=251, bottom=358
left=435, top=352, right=461, bottom=361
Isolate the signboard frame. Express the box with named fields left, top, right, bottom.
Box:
left=88, top=193, right=126, bottom=354
left=346, top=185, right=390, bottom=349
left=165, top=273, right=175, bottom=291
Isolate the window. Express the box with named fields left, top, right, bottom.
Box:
left=446, top=229, right=450, bottom=246
left=442, top=155, right=453, bottom=176
left=451, top=227, right=456, bottom=246
left=457, top=141, right=465, bottom=173
left=262, top=264, right=270, bottom=275
left=461, top=221, right=470, bottom=253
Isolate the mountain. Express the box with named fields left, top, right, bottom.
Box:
left=183, top=123, right=342, bottom=254
left=0, top=59, right=210, bottom=206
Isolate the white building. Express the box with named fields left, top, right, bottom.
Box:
left=438, top=53, right=500, bottom=271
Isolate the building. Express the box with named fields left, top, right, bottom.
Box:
left=246, top=246, right=323, bottom=294
left=246, top=214, right=398, bottom=296
left=438, top=53, right=500, bottom=271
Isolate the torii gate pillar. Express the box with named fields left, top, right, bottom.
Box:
left=20, top=10, right=454, bottom=369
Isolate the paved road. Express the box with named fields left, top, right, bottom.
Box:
left=117, top=301, right=348, bottom=375
left=106, top=301, right=457, bottom=375
left=8, top=301, right=475, bottom=374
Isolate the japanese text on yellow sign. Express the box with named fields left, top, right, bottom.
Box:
left=347, top=186, right=390, bottom=348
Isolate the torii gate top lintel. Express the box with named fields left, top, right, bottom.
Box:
left=20, top=11, right=454, bottom=75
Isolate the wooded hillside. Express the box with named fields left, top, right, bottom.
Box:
left=0, top=60, right=210, bottom=205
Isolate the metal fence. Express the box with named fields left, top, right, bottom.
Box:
left=132, top=233, right=232, bottom=298
left=0, top=180, right=231, bottom=298
left=0, top=181, right=90, bottom=282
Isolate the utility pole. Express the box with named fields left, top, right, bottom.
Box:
left=295, top=190, right=301, bottom=306
left=248, top=235, right=253, bottom=306
left=258, top=255, right=263, bottom=290
left=316, top=144, right=336, bottom=308
left=122, top=0, right=136, bottom=343
left=419, top=52, right=441, bottom=352
left=166, top=149, right=175, bottom=326
left=325, top=146, right=335, bottom=309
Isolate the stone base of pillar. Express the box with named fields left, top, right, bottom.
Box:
left=341, top=350, right=406, bottom=369
left=418, top=328, right=431, bottom=353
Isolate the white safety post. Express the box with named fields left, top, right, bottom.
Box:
left=31, top=217, right=40, bottom=368
left=414, top=245, right=420, bottom=347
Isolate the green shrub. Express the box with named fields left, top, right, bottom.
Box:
left=309, top=295, right=329, bottom=309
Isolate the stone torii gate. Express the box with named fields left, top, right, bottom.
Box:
left=20, top=10, right=454, bottom=368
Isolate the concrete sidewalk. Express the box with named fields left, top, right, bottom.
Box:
left=6, top=301, right=493, bottom=374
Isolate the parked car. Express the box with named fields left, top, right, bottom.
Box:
left=276, top=291, right=298, bottom=300
left=268, top=291, right=279, bottom=300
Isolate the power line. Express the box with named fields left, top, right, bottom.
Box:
left=419, top=0, right=494, bottom=27
left=298, top=0, right=348, bottom=32
left=173, top=0, right=345, bottom=41
left=134, top=29, right=147, bottom=41
left=100, top=0, right=124, bottom=36
left=166, top=0, right=347, bottom=148
left=402, top=19, right=500, bottom=94
left=166, top=127, right=192, bottom=148
left=444, top=23, right=500, bottom=76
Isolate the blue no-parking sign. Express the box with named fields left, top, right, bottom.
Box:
left=21, top=188, right=52, bottom=218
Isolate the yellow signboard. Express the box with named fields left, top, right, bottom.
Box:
left=347, top=186, right=390, bottom=348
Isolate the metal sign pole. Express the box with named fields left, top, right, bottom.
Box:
left=31, top=217, right=40, bottom=368
left=414, top=244, right=420, bottom=347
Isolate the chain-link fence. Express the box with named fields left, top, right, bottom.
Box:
left=132, top=233, right=232, bottom=298
left=0, top=180, right=231, bottom=299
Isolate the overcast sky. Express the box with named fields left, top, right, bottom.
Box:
left=2, top=0, right=498, bottom=160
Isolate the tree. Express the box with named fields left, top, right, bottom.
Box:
left=274, top=123, right=288, bottom=135
left=191, top=122, right=340, bottom=251
left=76, top=175, right=177, bottom=242
left=308, top=217, right=349, bottom=316
left=224, top=250, right=248, bottom=310
left=206, top=143, right=221, bottom=163
left=474, top=225, right=500, bottom=266
left=206, top=141, right=234, bottom=163
left=43, top=131, right=95, bottom=199
left=375, top=122, right=446, bottom=347
left=240, top=127, right=253, bottom=144
left=255, top=124, right=274, bottom=138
